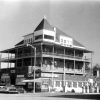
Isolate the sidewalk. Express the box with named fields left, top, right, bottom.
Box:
left=21, top=92, right=100, bottom=99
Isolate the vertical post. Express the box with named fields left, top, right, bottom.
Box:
left=84, top=56, right=86, bottom=75
left=91, top=52, right=93, bottom=76
left=63, top=48, right=65, bottom=92
left=41, top=43, right=43, bottom=91
left=10, top=63, right=11, bottom=68
left=26, top=44, right=36, bottom=93
left=8, top=50, right=9, bottom=69
left=22, top=47, right=24, bottom=68
left=0, top=52, right=2, bottom=70
left=33, top=47, right=36, bottom=93
left=41, top=43, right=43, bottom=71
left=74, top=49, right=75, bottom=75
left=52, top=45, right=54, bottom=91
left=31, top=47, right=33, bottom=73
left=16, top=48, right=18, bottom=68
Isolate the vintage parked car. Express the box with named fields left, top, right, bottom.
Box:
left=16, top=86, right=25, bottom=93
left=0, top=85, right=19, bottom=94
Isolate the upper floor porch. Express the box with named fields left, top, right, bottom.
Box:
left=0, top=42, right=92, bottom=62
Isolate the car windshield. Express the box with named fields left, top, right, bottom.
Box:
left=9, top=89, right=17, bottom=91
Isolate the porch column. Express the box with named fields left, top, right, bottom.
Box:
left=41, top=43, right=43, bottom=70
left=91, top=52, right=93, bottom=75
left=0, top=52, right=2, bottom=70
left=83, top=51, right=86, bottom=75
left=10, top=63, right=11, bottom=68
left=41, top=43, right=43, bottom=91
left=31, top=47, right=33, bottom=72
left=52, top=45, right=54, bottom=90
left=63, top=48, right=66, bottom=92
left=8, top=50, right=9, bottom=68
left=97, top=86, right=99, bottom=93
left=16, top=48, right=18, bottom=68
left=74, top=49, right=75, bottom=75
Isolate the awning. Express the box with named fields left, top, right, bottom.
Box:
left=22, top=78, right=42, bottom=83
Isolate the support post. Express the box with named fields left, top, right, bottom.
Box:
left=16, top=48, right=18, bottom=68
left=41, top=43, right=43, bottom=71
left=41, top=43, right=43, bottom=91
left=8, top=50, right=9, bottom=69
left=63, top=48, right=65, bottom=92
left=33, top=47, right=36, bottom=93
left=26, top=44, right=36, bottom=93
left=84, top=51, right=86, bottom=75
left=0, top=52, right=2, bottom=70
left=91, top=52, right=93, bottom=76
left=74, top=49, right=75, bottom=75
left=52, top=45, right=54, bottom=91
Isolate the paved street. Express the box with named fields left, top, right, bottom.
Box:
left=0, top=93, right=97, bottom=100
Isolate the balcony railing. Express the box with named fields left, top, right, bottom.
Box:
left=42, top=52, right=90, bottom=61
left=0, top=56, right=15, bottom=61
left=41, top=64, right=84, bottom=74
left=0, top=51, right=90, bottom=62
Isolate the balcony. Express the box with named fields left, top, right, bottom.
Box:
left=0, top=56, right=15, bottom=62
left=0, top=51, right=90, bottom=62
left=41, top=64, right=84, bottom=74
left=0, top=52, right=42, bottom=61
left=42, top=52, right=90, bottom=62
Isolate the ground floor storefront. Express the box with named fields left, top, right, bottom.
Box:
left=0, top=69, right=99, bottom=93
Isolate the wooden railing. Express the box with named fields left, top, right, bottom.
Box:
left=0, top=51, right=90, bottom=62
left=41, top=64, right=84, bottom=74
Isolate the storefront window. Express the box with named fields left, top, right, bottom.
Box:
left=35, top=35, right=43, bottom=40
left=44, top=35, right=54, bottom=40
left=67, top=81, right=72, bottom=87
left=73, top=82, right=77, bottom=88
left=78, top=82, right=82, bottom=87
left=56, top=81, right=60, bottom=87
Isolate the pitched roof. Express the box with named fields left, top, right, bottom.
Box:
left=55, top=27, right=85, bottom=48
left=15, top=40, right=24, bottom=46
left=20, top=18, right=86, bottom=49
left=73, top=39, right=85, bottom=48
left=55, top=27, right=71, bottom=42
left=34, top=18, right=54, bottom=31
left=33, top=18, right=87, bottom=48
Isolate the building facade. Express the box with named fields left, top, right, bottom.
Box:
left=93, top=64, right=100, bottom=92
left=0, top=18, right=98, bottom=93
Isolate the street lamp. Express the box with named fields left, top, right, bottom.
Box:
left=27, top=43, right=36, bottom=93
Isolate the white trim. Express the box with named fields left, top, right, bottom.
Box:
left=43, top=29, right=55, bottom=36
left=73, top=45, right=85, bottom=49
left=43, top=39, right=55, bottom=43
left=34, top=30, right=43, bottom=36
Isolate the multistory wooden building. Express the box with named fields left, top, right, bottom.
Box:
left=0, top=18, right=96, bottom=93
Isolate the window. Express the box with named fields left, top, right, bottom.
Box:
left=35, top=35, right=43, bottom=40
left=73, top=82, right=77, bottom=88
left=64, top=40, right=66, bottom=43
left=67, top=81, right=72, bottom=87
left=27, top=39, right=28, bottom=43
left=24, top=40, right=26, bottom=43
left=29, top=39, right=30, bottom=43
left=56, top=81, right=60, bottom=87
left=93, top=71, right=97, bottom=76
left=31, top=38, right=33, bottom=43
left=78, top=82, right=82, bottom=87
left=61, top=39, right=63, bottom=43
left=44, top=35, right=54, bottom=40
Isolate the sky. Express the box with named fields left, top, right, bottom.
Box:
left=0, top=0, right=100, bottom=66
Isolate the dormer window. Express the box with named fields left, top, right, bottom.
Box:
left=31, top=38, right=32, bottom=43
left=35, top=35, right=43, bottom=40
left=60, top=36, right=73, bottom=47
left=44, top=35, right=54, bottom=40
left=29, top=39, right=30, bottom=43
